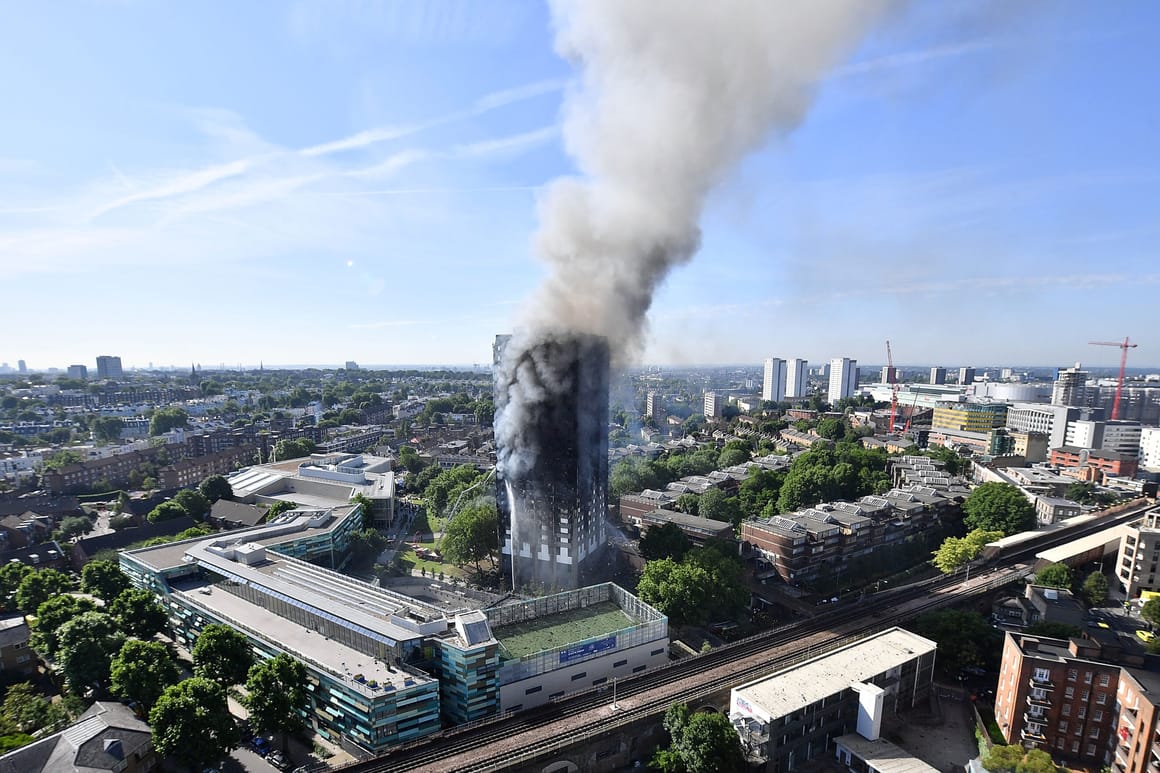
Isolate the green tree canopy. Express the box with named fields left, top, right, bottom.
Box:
left=16, top=569, right=71, bottom=614
left=110, top=588, right=170, bottom=640
left=931, top=529, right=1003, bottom=574
left=653, top=702, right=746, bottom=773
left=636, top=545, right=746, bottom=628
left=89, top=416, right=124, bottom=443
left=146, top=500, right=188, bottom=524
left=1082, top=572, right=1109, bottom=607
left=272, top=438, right=316, bottom=460
left=109, top=639, right=180, bottom=709
left=697, top=488, right=742, bottom=527
left=913, top=609, right=999, bottom=673
left=192, top=623, right=254, bottom=686
left=150, top=677, right=240, bottom=770
left=266, top=500, right=298, bottom=519
left=80, top=559, right=132, bottom=602
left=348, top=528, right=389, bottom=567
left=0, top=682, right=68, bottom=736
left=962, top=482, right=1035, bottom=536
left=244, top=654, right=309, bottom=752
left=351, top=493, right=376, bottom=529
left=982, top=744, right=1026, bottom=773
left=31, top=594, right=98, bottom=659
left=639, top=522, right=692, bottom=562
left=172, top=488, right=211, bottom=520
left=1142, top=598, right=1160, bottom=629
left=57, top=611, right=125, bottom=693
left=199, top=474, right=233, bottom=503
left=440, top=500, right=499, bottom=574
left=1034, top=563, right=1073, bottom=590
left=148, top=407, right=189, bottom=436
left=0, top=563, right=32, bottom=611
left=54, top=515, right=93, bottom=542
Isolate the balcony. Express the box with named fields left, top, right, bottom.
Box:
left=1027, top=694, right=1052, bottom=709
left=1029, top=675, right=1056, bottom=690
left=1021, top=728, right=1047, bottom=743
left=1024, top=712, right=1048, bottom=725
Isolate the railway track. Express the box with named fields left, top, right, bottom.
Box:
left=340, top=499, right=1153, bottom=772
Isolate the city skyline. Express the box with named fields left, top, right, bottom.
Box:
left=2, top=3, right=1158, bottom=368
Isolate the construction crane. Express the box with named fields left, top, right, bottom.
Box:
left=886, top=340, right=899, bottom=433
left=1088, top=336, right=1138, bottom=420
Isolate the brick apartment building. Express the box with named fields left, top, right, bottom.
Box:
left=1049, top=447, right=1140, bottom=480
left=994, top=632, right=1160, bottom=771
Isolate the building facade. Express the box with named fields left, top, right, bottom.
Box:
left=786, top=359, right=808, bottom=398
left=1053, top=365, right=1090, bottom=407
left=929, top=367, right=946, bottom=385
left=763, top=358, right=786, bottom=403
left=95, top=355, right=124, bottom=380
left=958, top=367, right=976, bottom=386
left=828, top=358, right=858, bottom=404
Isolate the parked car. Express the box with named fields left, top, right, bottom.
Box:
left=1137, top=629, right=1155, bottom=643
left=266, top=750, right=292, bottom=771
left=250, top=736, right=273, bottom=757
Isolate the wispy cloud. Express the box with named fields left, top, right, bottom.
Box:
left=89, top=157, right=256, bottom=219
left=832, top=38, right=1001, bottom=79
left=455, top=126, right=557, bottom=157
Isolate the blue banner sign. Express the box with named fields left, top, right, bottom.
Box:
left=559, top=635, right=617, bottom=664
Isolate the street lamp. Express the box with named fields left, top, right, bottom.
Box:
left=611, top=677, right=619, bottom=711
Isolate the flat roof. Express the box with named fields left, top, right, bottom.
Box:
left=1035, top=524, right=1127, bottom=564
left=734, top=628, right=937, bottom=719
left=493, top=600, right=633, bottom=660
left=172, top=581, right=427, bottom=694
left=835, top=735, right=940, bottom=773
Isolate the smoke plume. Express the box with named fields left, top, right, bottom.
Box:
left=497, top=0, right=895, bottom=477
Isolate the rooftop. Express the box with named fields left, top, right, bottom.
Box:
left=836, top=734, right=939, bottom=773
left=733, top=628, right=937, bottom=719
left=493, top=600, right=633, bottom=660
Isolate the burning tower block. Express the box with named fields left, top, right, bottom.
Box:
left=494, top=333, right=610, bottom=592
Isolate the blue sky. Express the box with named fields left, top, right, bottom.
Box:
left=1, top=1, right=1157, bottom=371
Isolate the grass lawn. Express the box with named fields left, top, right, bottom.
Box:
left=493, top=601, right=634, bottom=660
left=395, top=541, right=467, bottom=579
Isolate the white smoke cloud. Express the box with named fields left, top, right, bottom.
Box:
left=497, top=0, right=896, bottom=477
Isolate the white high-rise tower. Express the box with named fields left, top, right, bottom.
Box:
left=762, top=358, right=786, bottom=402
left=786, top=359, right=808, bottom=398
left=827, top=358, right=858, bottom=403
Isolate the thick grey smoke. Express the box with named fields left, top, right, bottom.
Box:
left=497, top=0, right=895, bottom=477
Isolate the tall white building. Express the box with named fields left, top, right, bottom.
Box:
left=929, top=367, right=946, bottom=385
left=645, top=391, right=663, bottom=422
left=827, top=358, right=858, bottom=403
left=762, top=358, right=786, bottom=402
left=958, top=366, right=976, bottom=386
left=786, top=359, right=808, bottom=398
left=1051, top=364, right=1089, bottom=407
left=1141, top=427, right=1160, bottom=471
left=704, top=391, right=721, bottom=419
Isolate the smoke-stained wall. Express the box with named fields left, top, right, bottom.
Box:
left=495, top=333, right=610, bottom=591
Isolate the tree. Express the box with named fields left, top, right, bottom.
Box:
left=816, top=417, right=846, bottom=441
left=1142, top=598, right=1160, bottom=629
left=89, top=415, right=124, bottom=443
left=15, top=568, right=71, bottom=614
left=42, top=449, right=83, bottom=470
left=440, top=501, right=499, bottom=574
left=0, top=682, right=68, bottom=735
left=109, top=639, right=180, bottom=709
left=149, top=407, right=189, bottom=436
left=717, top=446, right=750, bottom=468
left=1017, top=749, right=1060, bottom=773
left=348, top=528, right=389, bottom=567
left=56, top=611, right=125, bottom=692
left=1027, top=622, right=1082, bottom=639
left=653, top=702, right=745, bottom=773
left=244, top=654, right=309, bottom=752
left=636, top=558, right=709, bottom=626
left=31, top=594, right=97, bottom=659
left=173, top=488, right=211, bottom=520
left=266, top=500, right=298, bottom=519
left=192, top=623, right=254, bottom=686
left=272, top=438, right=315, bottom=460
left=982, top=744, right=1026, bottom=773
left=639, top=522, right=692, bottom=562
left=54, top=515, right=93, bottom=542
left=199, top=474, right=233, bottom=503
left=931, top=529, right=1003, bottom=574
left=1035, top=563, right=1073, bottom=590
left=351, top=493, right=376, bottom=530
left=110, top=588, right=170, bottom=639
left=913, top=609, right=999, bottom=673
left=80, top=559, right=132, bottom=602
left=1083, top=572, right=1109, bottom=607
left=150, top=677, right=240, bottom=770
left=697, top=488, right=742, bottom=527
left=962, top=482, right=1035, bottom=536
left=0, top=563, right=32, bottom=611
left=675, top=493, right=699, bottom=515
left=146, top=500, right=188, bottom=523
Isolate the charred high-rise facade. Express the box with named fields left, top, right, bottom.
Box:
left=494, top=333, right=610, bottom=592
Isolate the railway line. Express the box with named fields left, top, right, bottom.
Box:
left=339, top=499, right=1153, bottom=772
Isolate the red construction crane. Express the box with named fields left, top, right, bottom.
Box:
left=1088, top=336, right=1138, bottom=420
left=886, top=340, right=899, bottom=433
